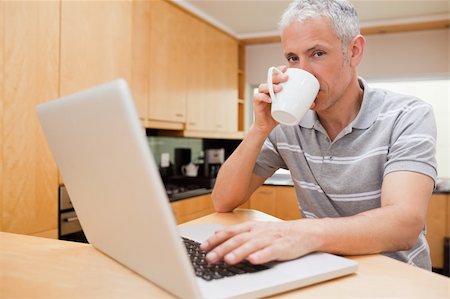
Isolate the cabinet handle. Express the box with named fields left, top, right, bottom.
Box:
left=189, top=122, right=196, bottom=126
left=175, top=113, right=184, bottom=118
left=64, top=216, right=79, bottom=223
left=216, top=124, right=222, bottom=128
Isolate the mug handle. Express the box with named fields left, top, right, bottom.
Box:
left=267, top=66, right=283, bottom=103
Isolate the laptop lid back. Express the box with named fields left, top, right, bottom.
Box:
left=37, top=79, right=201, bottom=299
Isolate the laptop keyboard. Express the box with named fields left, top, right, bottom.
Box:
left=182, top=237, right=270, bottom=281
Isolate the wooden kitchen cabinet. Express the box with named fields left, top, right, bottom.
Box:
left=184, top=11, right=214, bottom=132
left=1, top=0, right=241, bottom=237
left=132, top=0, right=196, bottom=130
left=185, top=21, right=239, bottom=136
left=1, top=1, right=60, bottom=235
left=60, top=0, right=132, bottom=96
left=249, top=186, right=301, bottom=220
left=210, top=31, right=239, bottom=134
left=171, top=194, right=216, bottom=224
left=147, top=0, right=188, bottom=126
left=1, top=0, right=134, bottom=236
left=171, top=193, right=250, bottom=224
left=426, top=194, right=450, bottom=270
left=59, top=0, right=132, bottom=184
left=132, top=0, right=240, bottom=137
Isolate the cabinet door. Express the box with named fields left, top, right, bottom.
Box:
left=426, top=194, right=448, bottom=269
left=276, top=187, right=301, bottom=220
left=171, top=194, right=215, bottom=224
left=60, top=0, right=132, bottom=95
left=249, top=186, right=301, bottom=220
left=2, top=1, right=59, bottom=234
left=185, top=15, right=214, bottom=131
left=131, top=0, right=151, bottom=121
left=249, top=186, right=277, bottom=217
left=148, top=0, right=187, bottom=123
left=213, top=33, right=238, bottom=133
left=186, top=23, right=238, bottom=134
left=447, top=195, right=450, bottom=237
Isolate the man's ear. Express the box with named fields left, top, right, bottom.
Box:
left=348, top=35, right=365, bottom=67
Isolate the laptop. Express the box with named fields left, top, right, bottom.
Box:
left=37, top=79, right=357, bottom=299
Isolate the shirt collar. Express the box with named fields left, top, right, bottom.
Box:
left=299, top=78, right=384, bottom=130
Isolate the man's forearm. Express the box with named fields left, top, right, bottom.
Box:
left=211, top=126, right=270, bottom=212
left=301, top=205, right=424, bottom=255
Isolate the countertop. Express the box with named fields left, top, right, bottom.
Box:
left=263, top=171, right=450, bottom=194
left=1, top=209, right=449, bottom=298
left=171, top=173, right=449, bottom=201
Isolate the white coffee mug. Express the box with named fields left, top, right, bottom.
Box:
left=267, top=67, right=319, bottom=126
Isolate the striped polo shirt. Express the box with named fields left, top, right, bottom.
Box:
left=253, top=78, right=437, bottom=270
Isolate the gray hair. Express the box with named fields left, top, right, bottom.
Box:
left=279, top=0, right=360, bottom=58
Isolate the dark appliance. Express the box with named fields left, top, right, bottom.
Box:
left=58, top=185, right=87, bottom=243
left=163, top=176, right=214, bottom=202
left=204, top=148, right=224, bottom=178
left=174, top=148, right=191, bottom=176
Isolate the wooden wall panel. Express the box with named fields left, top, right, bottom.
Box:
left=60, top=0, right=132, bottom=95
left=3, top=1, right=59, bottom=234
left=0, top=0, right=4, bottom=231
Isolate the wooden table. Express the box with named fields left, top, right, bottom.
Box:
left=1, top=209, right=449, bottom=298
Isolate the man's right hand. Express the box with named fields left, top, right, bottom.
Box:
left=252, top=65, right=289, bottom=134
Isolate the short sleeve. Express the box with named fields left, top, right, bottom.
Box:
left=253, top=131, right=288, bottom=178
left=384, top=100, right=437, bottom=182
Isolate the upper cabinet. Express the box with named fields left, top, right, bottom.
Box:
left=133, top=0, right=243, bottom=138
left=1, top=0, right=243, bottom=236
left=148, top=0, right=188, bottom=126
left=185, top=16, right=238, bottom=136
left=60, top=0, right=132, bottom=95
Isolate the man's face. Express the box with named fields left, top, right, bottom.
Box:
left=282, top=17, right=354, bottom=113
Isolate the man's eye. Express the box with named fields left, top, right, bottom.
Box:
left=287, top=56, right=299, bottom=62
left=313, top=51, right=325, bottom=57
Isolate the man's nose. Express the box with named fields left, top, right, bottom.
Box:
left=298, top=59, right=313, bottom=74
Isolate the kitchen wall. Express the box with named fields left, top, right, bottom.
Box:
left=148, top=137, right=203, bottom=167
left=245, top=28, right=450, bottom=178
left=245, top=28, right=450, bottom=84
left=147, top=136, right=242, bottom=175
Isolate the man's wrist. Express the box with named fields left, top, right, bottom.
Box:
left=247, top=124, right=273, bottom=140
left=293, top=218, right=328, bottom=253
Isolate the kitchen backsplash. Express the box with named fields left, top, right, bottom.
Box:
left=148, top=136, right=203, bottom=167
left=147, top=136, right=242, bottom=170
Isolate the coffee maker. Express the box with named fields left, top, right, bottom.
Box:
left=204, top=148, right=224, bottom=178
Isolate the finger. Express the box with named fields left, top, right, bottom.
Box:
left=200, top=222, right=253, bottom=251
left=205, top=232, right=252, bottom=263
left=269, top=71, right=288, bottom=85
left=258, top=83, right=283, bottom=95
left=248, top=239, right=308, bottom=264
left=254, top=92, right=272, bottom=104
left=223, top=235, right=273, bottom=265
left=277, top=65, right=288, bottom=73
left=247, top=244, right=279, bottom=264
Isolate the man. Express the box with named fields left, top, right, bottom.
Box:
left=200, top=0, right=437, bottom=270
